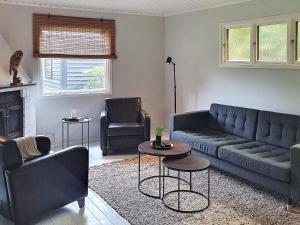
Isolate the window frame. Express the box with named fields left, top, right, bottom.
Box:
left=222, top=24, right=252, bottom=65
left=38, top=58, right=112, bottom=98
left=220, top=13, right=300, bottom=69
left=295, top=19, right=300, bottom=64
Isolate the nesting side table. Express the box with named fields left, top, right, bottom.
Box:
left=162, top=155, right=210, bottom=213
left=61, top=117, right=91, bottom=150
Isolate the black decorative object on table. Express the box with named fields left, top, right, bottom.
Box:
left=151, top=141, right=173, bottom=150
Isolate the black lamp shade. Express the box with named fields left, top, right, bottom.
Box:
left=166, top=56, right=172, bottom=64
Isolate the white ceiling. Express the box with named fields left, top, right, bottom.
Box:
left=0, top=0, right=251, bottom=17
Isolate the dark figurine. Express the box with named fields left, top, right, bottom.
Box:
left=9, top=50, right=23, bottom=86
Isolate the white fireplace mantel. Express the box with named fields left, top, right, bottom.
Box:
left=0, top=84, right=37, bottom=137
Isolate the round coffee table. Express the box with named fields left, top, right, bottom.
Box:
left=162, top=155, right=210, bottom=213
left=138, top=140, right=191, bottom=199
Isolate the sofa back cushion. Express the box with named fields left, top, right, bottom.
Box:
left=106, top=97, right=141, bottom=123
left=256, top=111, right=300, bottom=148
left=209, top=104, right=259, bottom=140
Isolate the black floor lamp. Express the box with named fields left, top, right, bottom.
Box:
left=166, top=56, right=177, bottom=113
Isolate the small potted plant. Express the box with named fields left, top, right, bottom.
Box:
left=154, top=125, right=164, bottom=146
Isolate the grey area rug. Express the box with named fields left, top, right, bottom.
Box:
left=89, top=156, right=300, bottom=225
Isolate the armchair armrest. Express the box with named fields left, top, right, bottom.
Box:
left=35, top=135, right=51, bottom=155
left=0, top=140, right=22, bottom=171
left=100, top=110, right=108, bottom=151
left=6, top=146, right=88, bottom=224
left=290, top=144, right=300, bottom=201
left=169, top=110, right=210, bottom=138
left=140, top=109, right=150, bottom=141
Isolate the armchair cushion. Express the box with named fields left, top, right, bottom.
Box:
left=0, top=140, right=23, bottom=171
left=105, top=97, right=141, bottom=123
left=108, top=123, right=144, bottom=136
left=35, top=136, right=51, bottom=155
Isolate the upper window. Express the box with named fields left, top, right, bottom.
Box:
left=257, top=23, right=288, bottom=62
left=226, top=27, right=251, bottom=62
left=220, top=14, right=300, bottom=68
left=33, top=14, right=116, bottom=96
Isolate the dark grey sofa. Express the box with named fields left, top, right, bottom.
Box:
left=169, top=103, right=300, bottom=209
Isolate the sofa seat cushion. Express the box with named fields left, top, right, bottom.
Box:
left=171, top=129, right=249, bottom=157
left=218, top=142, right=290, bottom=183
left=108, top=123, right=144, bottom=136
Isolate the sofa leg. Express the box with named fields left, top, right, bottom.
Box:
left=77, top=198, right=85, bottom=208
left=102, top=149, right=108, bottom=156
left=287, top=198, right=293, bottom=211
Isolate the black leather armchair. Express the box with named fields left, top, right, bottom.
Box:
left=0, top=136, right=88, bottom=225
left=100, top=97, right=150, bottom=155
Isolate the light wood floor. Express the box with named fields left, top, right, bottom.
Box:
left=0, top=144, right=136, bottom=225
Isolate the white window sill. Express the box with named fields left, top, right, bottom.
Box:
left=39, top=90, right=112, bottom=99
left=219, top=62, right=300, bottom=70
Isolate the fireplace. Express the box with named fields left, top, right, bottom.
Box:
left=0, top=91, right=23, bottom=138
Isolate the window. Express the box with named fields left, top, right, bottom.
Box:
left=41, top=59, right=111, bottom=95
left=220, top=14, right=300, bottom=68
left=226, top=27, right=251, bottom=62
left=33, top=14, right=116, bottom=96
left=257, top=23, right=288, bottom=62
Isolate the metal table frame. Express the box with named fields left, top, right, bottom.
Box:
left=61, top=117, right=91, bottom=149
left=162, top=166, right=210, bottom=213
left=138, top=152, right=190, bottom=199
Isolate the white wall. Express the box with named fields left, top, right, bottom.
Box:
left=0, top=4, right=165, bottom=147
left=164, top=0, right=300, bottom=125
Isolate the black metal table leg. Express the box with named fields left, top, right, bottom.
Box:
left=163, top=166, right=165, bottom=197
left=208, top=168, right=210, bottom=206
left=81, top=123, right=84, bottom=146
left=159, top=157, right=161, bottom=199
left=62, top=122, right=64, bottom=149
left=190, top=172, right=192, bottom=191
left=178, top=171, right=180, bottom=211
left=138, top=153, right=141, bottom=185
left=67, top=123, right=69, bottom=147
left=87, top=121, right=90, bottom=150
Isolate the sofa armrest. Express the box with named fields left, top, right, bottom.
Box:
left=100, top=110, right=108, bottom=151
left=140, top=109, right=150, bottom=141
left=169, top=110, right=210, bottom=137
left=6, top=146, right=88, bottom=224
left=35, top=135, right=51, bottom=155
left=291, top=144, right=300, bottom=201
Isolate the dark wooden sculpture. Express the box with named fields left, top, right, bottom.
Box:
left=9, top=50, right=23, bottom=86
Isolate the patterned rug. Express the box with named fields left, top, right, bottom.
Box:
left=89, top=156, right=300, bottom=225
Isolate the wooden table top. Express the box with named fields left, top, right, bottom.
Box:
left=163, top=155, right=210, bottom=172
left=138, top=140, right=191, bottom=157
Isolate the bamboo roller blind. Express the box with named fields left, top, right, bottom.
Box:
left=33, top=14, right=117, bottom=59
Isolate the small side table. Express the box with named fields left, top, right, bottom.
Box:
left=162, top=155, right=210, bottom=213
left=61, top=117, right=91, bottom=150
